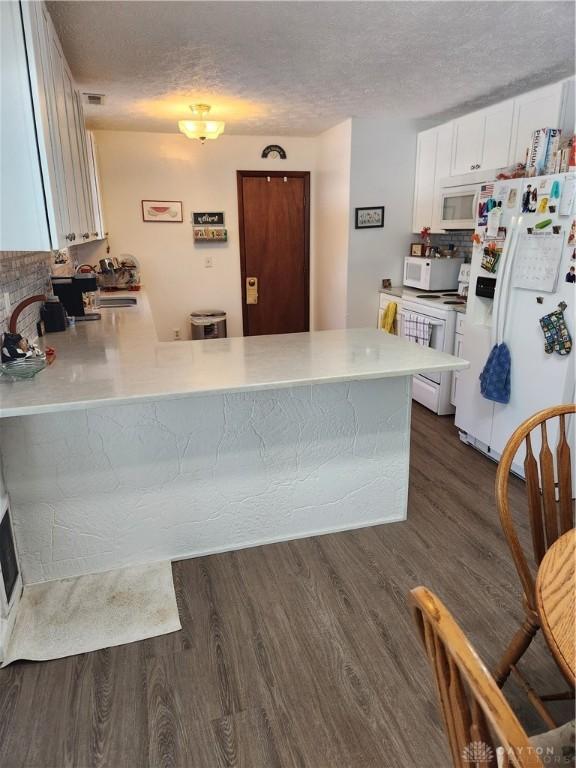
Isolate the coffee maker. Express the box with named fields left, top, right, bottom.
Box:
left=51, top=275, right=101, bottom=320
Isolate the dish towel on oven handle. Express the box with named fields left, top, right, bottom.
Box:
left=403, top=313, right=432, bottom=346
left=381, top=302, right=397, bottom=334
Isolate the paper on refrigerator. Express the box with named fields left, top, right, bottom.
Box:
left=512, top=231, right=564, bottom=292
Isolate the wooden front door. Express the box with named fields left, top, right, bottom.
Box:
left=237, top=171, right=310, bottom=336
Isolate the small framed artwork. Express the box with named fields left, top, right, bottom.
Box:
left=142, top=200, right=183, bottom=223
left=411, top=243, right=427, bottom=257
left=355, top=206, right=384, bottom=229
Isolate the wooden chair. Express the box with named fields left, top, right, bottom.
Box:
left=493, top=404, right=575, bottom=726
left=411, top=586, right=544, bottom=767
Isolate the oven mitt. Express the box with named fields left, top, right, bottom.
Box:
left=539, top=309, right=572, bottom=356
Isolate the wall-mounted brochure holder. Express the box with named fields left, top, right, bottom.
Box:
left=193, top=227, right=227, bottom=242
left=192, top=212, right=227, bottom=243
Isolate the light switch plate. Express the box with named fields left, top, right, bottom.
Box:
left=204, top=256, right=214, bottom=268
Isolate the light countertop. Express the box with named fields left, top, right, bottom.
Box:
left=0, top=291, right=468, bottom=418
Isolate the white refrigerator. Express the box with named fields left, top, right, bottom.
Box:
left=455, top=173, right=575, bottom=475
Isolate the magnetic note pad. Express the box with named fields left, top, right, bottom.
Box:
left=512, top=231, right=564, bottom=292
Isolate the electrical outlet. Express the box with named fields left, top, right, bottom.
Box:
left=204, top=255, right=214, bottom=268
left=173, top=328, right=181, bottom=340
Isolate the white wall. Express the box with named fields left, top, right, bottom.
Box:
left=94, top=131, right=317, bottom=340
left=313, top=120, right=352, bottom=330
left=93, top=121, right=416, bottom=337
left=347, top=119, right=418, bottom=328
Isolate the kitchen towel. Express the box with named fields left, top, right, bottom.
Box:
left=381, top=301, right=397, bottom=334
left=479, top=342, right=511, bottom=404
left=403, top=313, right=432, bottom=346
left=1, top=560, right=181, bottom=667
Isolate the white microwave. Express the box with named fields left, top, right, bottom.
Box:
left=404, top=256, right=464, bottom=291
left=439, top=183, right=479, bottom=229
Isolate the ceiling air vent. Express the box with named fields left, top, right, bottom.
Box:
left=83, top=93, right=105, bottom=106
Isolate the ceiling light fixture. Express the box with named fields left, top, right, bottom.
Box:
left=178, top=104, right=225, bottom=143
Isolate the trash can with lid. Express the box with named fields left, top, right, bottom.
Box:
left=190, top=310, right=227, bottom=340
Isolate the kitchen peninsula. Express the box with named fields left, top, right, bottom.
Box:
left=0, top=293, right=467, bottom=584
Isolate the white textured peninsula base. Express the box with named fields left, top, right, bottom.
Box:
left=1, top=377, right=410, bottom=583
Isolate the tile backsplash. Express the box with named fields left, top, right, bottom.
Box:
left=0, top=252, right=52, bottom=341
left=427, top=231, right=474, bottom=261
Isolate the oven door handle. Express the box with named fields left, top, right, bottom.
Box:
left=397, top=311, right=445, bottom=327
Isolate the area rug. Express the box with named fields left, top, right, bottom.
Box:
left=1, top=561, right=181, bottom=667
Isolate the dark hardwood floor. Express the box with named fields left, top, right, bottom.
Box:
left=0, top=404, right=568, bottom=767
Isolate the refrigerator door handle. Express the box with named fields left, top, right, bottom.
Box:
left=491, top=220, right=511, bottom=346
left=498, top=218, right=522, bottom=344
left=491, top=217, right=520, bottom=346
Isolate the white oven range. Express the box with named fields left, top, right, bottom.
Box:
left=378, top=288, right=465, bottom=415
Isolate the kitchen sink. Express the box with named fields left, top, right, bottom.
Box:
left=99, top=297, right=137, bottom=308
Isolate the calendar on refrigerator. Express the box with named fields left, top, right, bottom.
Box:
left=512, top=231, right=564, bottom=292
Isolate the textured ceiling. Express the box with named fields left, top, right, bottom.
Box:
left=48, top=1, right=576, bottom=136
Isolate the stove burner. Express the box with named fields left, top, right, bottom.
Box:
left=443, top=300, right=466, bottom=305
left=416, top=294, right=441, bottom=299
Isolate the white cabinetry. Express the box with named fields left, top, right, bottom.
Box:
left=0, top=0, right=51, bottom=251
left=412, top=123, right=454, bottom=234
left=412, top=78, right=574, bottom=234
left=451, top=100, right=514, bottom=176
left=73, top=89, right=95, bottom=240
left=86, top=132, right=105, bottom=238
left=0, top=0, right=103, bottom=251
left=412, top=128, right=437, bottom=234
left=450, top=316, right=465, bottom=406
left=508, top=82, right=565, bottom=165
left=431, top=123, right=454, bottom=232
left=482, top=101, right=515, bottom=170
left=451, top=112, right=485, bottom=175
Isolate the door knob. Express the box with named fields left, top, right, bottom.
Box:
left=246, top=277, right=258, bottom=304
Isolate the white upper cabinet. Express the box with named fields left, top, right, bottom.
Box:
left=451, top=99, right=514, bottom=176
left=1, top=1, right=52, bottom=250
left=1, top=0, right=104, bottom=251
left=412, top=78, right=573, bottom=232
left=451, top=112, right=485, bottom=175
left=509, top=81, right=565, bottom=165
left=430, top=122, right=454, bottom=232
left=86, top=132, right=106, bottom=239
left=75, top=93, right=96, bottom=240
left=481, top=100, right=514, bottom=170
left=412, top=128, right=437, bottom=234
left=412, top=123, right=454, bottom=234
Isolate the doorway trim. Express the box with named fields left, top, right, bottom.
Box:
left=237, top=170, right=311, bottom=336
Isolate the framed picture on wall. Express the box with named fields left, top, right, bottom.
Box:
left=141, top=200, right=183, bottom=223
left=411, top=243, right=427, bottom=257
left=355, top=206, right=384, bottom=229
